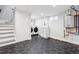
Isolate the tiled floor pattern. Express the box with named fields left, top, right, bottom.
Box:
left=0, top=35, right=79, bottom=54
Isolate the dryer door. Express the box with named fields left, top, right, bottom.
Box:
left=31, top=27, right=33, bottom=33
left=34, top=27, right=38, bottom=33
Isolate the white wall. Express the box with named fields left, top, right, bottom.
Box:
left=15, top=10, right=31, bottom=42
left=48, top=15, right=64, bottom=39
left=34, top=14, right=64, bottom=39
left=48, top=12, right=79, bottom=45
left=35, top=19, right=45, bottom=27
left=34, top=15, right=64, bottom=39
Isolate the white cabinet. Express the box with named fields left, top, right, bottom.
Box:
left=39, top=26, right=49, bottom=38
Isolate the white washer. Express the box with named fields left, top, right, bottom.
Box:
left=31, top=27, right=33, bottom=35
left=33, top=26, right=39, bottom=35
left=31, top=26, right=39, bottom=35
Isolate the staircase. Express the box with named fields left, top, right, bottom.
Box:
left=0, top=25, right=15, bottom=45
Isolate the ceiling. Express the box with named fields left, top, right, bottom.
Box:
left=16, top=5, right=71, bottom=19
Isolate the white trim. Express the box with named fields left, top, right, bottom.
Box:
left=0, top=38, right=31, bottom=47
left=50, top=36, right=79, bottom=45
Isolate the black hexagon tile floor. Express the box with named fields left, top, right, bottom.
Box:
left=0, top=35, right=79, bottom=54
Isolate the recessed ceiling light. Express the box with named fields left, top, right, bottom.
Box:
left=49, top=16, right=58, bottom=21
left=50, top=17, right=54, bottom=21
left=54, top=16, right=58, bottom=20
left=31, top=15, right=36, bottom=19
left=51, top=5, right=56, bottom=7
left=40, top=13, right=44, bottom=16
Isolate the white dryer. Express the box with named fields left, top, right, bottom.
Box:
left=31, top=26, right=39, bottom=35
left=33, top=27, right=39, bottom=35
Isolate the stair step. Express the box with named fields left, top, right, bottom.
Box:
left=0, top=37, right=14, bottom=40
left=0, top=25, right=14, bottom=27
left=0, top=30, right=14, bottom=33
left=0, top=34, right=14, bottom=37
left=0, top=29, right=14, bottom=31
left=0, top=35, right=14, bottom=39
left=0, top=27, right=14, bottom=29
left=0, top=32, right=14, bottom=35
left=0, top=25, right=15, bottom=45
left=0, top=39, right=15, bottom=45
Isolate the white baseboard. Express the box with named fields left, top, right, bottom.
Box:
left=0, top=38, right=31, bottom=47
left=50, top=36, right=79, bottom=45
